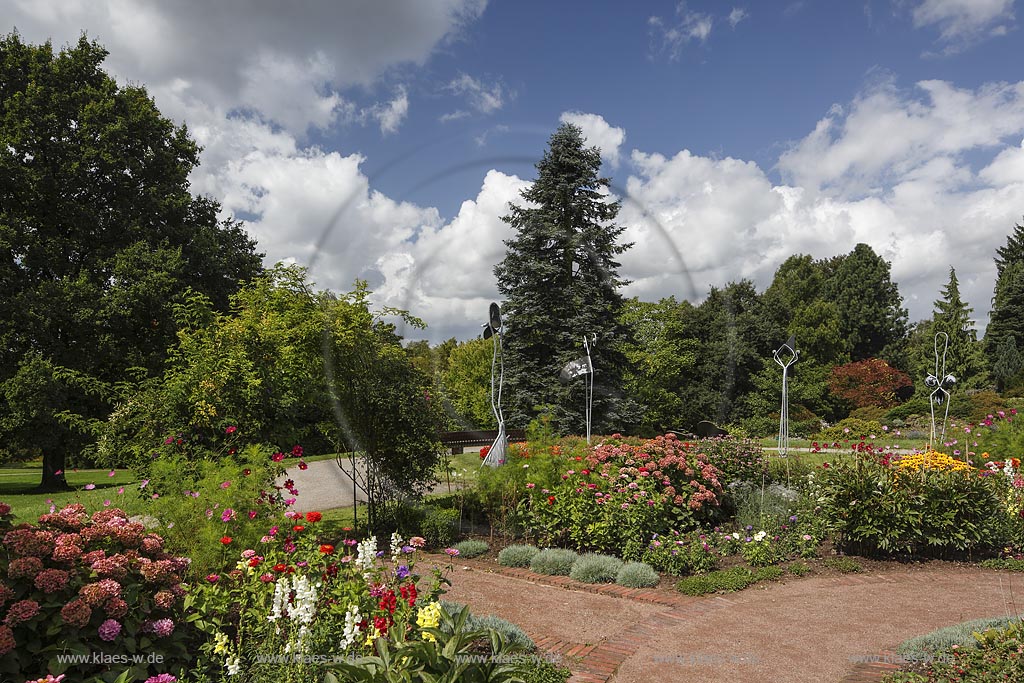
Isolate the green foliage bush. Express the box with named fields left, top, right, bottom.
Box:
left=616, top=561, right=660, bottom=588
left=569, top=553, right=624, bottom=583
left=694, top=436, right=765, bottom=484
left=896, top=615, right=1024, bottom=661
left=132, top=442, right=289, bottom=576
left=641, top=531, right=719, bottom=575
left=420, top=507, right=460, bottom=549
left=816, top=417, right=884, bottom=441
left=823, top=556, right=863, bottom=573
left=453, top=539, right=489, bottom=558
left=980, top=558, right=1024, bottom=571
left=497, top=544, right=540, bottom=568
left=820, top=457, right=1007, bottom=555
left=440, top=601, right=534, bottom=650
left=728, top=481, right=798, bottom=530
left=529, top=549, right=579, bottom=576
left=884, top=621, right=1024, bottom=682
left=787, top=560, right=811, bottom=576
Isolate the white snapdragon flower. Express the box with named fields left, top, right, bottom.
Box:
left=1005, top=461, right=1015, bottom=478
left=357, top=537, right=378, bottom=578
left=390, top=531, right=404, bottom=563
left=225, top=656, right=241, bottom=676
left=341, top=604, right=362, bottom=648
left=268, top=577, right=289, bottom=622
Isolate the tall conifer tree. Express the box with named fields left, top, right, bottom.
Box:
left=494, top=124, right=634, bottom=433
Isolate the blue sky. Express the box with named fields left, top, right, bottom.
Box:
left=7, top=0, right=1024, bottom=341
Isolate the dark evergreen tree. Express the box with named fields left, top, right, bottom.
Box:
left=993, top=334, right=1022, bottom=393
left=0, top=33, right=263, bottom=488
left=823, top=243, right=908, bottom=364
left=928, top=267, right=989, bottom=390
left=494, top=123, right=634, bottom=434
left=987, top=222, right=1024, bottom=370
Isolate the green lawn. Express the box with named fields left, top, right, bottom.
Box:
left=0, top=467, right=142, bottom=522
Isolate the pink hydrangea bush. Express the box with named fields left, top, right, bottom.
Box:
left=0, top=502, right=192, bottom=682
left=527, top=433, right=725, bottom=558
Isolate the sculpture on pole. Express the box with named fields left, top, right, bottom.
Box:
left=559, top=333, right=597, bottom=444
left=773, top=335, right=799, bottom=458
left=481, top=302, right=507, bottom=467
left=926, top=331, right=956, bottom=449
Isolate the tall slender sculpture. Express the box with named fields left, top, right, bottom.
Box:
left=773, top=335, right=799, bottom=459
left=926, top=332, right=956, bottom=449
left=559, top=333, right=597, bottom=444
left=481, top=303, right=507, bottom=467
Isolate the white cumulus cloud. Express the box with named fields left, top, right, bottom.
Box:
left=559, top=112, right=627, bottom=167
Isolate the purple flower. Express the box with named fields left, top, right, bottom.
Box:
left=396, top=565, right=411, bottom=579
left=98, top=619, right=122, bottom=642
left=145, top=675, right=177, bottom=683
left=150, top=618, right=175, bottom=638
left=84, top=484, right=96, bottom=490
left=376, top=550, right=385, bottom=558
left=221, top=508, right=236, bottom=523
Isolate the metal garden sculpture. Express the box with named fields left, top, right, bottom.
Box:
left=481, top=302, right=508, bottom=467
left=926, top=331, right=956, bottom=448
left=560, top=333, right=597, bottom=444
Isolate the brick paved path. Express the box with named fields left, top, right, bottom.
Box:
left=427, top=556, right=1024, bottom=683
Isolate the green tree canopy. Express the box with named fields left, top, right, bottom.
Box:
left=441, top=336, right=498, bottom=430
left=0, top=33, right=263, bottom=488
left=822, top=243, right=908, bottom=363
left=494, top=123, right=635, bottom=434
left=987, top=222, right=1024, bottom=370
left=928, top=267, right=988, bottom=390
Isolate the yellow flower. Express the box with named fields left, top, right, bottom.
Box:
left=364, top=626, right=382, bottom=648
left=213, top=631, right=230, bottom=656
left=416, top=601, right=442, bottom=642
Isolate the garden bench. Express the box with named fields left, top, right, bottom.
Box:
left=439, top=429, right=526, bottom=454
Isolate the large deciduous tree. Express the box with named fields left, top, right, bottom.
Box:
left=494, top=123, right=635, bottom=434
left=0, top=33, right=263, bottom=488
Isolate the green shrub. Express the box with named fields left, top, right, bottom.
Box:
left=453, top=539, right=489, bottom=558
left=787, top=560, right=811, bottom=576
left=641, top=531, right=719, bottom=576
left=523, top=660, right=572, bottom=683
left=728, top=481, right=798, bottom=531
left=752, top=565, right=784, bottom=582
left=675, top=567, right=755, bottom=595
left=440, top=601, right=535, bottom=650
left=820, top=457, right=1007, bottom=556
left=823, top=556, right=862, bottom=573
left=817, top=418, right=884, bottom=441
left=980, top=558, right=1024, bottom=571
left=616, top=561, right=660, bottom=588
left=896, top=615, right=1024, bottom=661
left=421, top=507, right=460, bottom=549
left=741, top=532, right=785, bottom=567
left=498, top=544, right=540, bottom=568
left=694, top=436, right=765, bottom=484
left=530, top=548, right=579, bottom=575
left=569, top=553, right=624, bottom=583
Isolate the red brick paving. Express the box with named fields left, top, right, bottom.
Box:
left=424, top=554, right=1024, bottom=682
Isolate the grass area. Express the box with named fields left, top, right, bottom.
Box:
left=0, top=468, right=142, bottom=521
left=675, top=565, right=784, bottom=596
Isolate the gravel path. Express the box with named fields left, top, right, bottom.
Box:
left=277, top=457, right=468, bottom=513
left=422, top=557, right=1024, bottom=683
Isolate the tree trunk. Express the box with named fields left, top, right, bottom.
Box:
left=35, top=449, right=70, bottom=492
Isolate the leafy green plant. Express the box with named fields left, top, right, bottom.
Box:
left=453, top=539, right=489, bottom=559
left=980, top=558, right=1024, bottom=571
left=529, top=549, right=579, bottom=576
left=497, top=544, right=540, bottom=568
left=896, top=615, right=1024, bottom=661
left=787, top=561, right=811, bottom=576
left=740, top=531, right=785, bottom=567
left=440, top=601, right=534, bottom=650
left=324, top=603, right=532, bottom=683
left=569, top=553, right=624, bottom=583
left=675, top=567, right=756, bottom=595
left=421, top=507, right=460, bottom=549
left=641, top=531, right=719, bottom=576
left=823, top=556, right=863, bottom=573
left=522, top=659, right=573, bottom=683
left=883, top=620, right=1024, bottom=682
left=616, top=562, right=660, bottom=588
left=695, top=436, right=765, bottom=484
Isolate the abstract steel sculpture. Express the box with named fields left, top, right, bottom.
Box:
left=773, top=335, right=799, bottom=485
left=926, top=331, right=956, bottom=448
left=560, top=334, right=597, bottom=444
left=481, top=302, right=508, bottom=467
